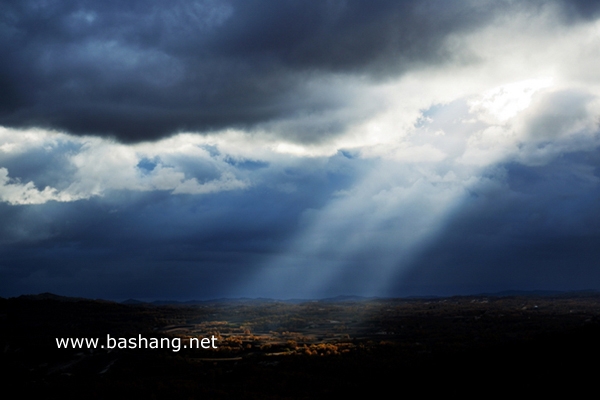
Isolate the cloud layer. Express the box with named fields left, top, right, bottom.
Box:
left=2, top=1, right=600, bottom=299
left=2, top=0, right=598, bottom=142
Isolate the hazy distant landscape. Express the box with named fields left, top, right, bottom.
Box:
left=2, top=292, right=599, bottom=397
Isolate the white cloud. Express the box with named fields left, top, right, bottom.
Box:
left=2, top=4, right=600, bottom=211
left=0, top=168, right=79, bottom=205
left=469, top=78, right=554, bottom=123
left=0, top=129, right=252, bottom=204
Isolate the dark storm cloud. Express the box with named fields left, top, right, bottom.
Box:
left=0, top=191, right=295, bottom=299
left=563, top=0, right=600, bottom=19
left=392, top=153, right=600, bottom=296
left=0, top=0, right=552, bottom=142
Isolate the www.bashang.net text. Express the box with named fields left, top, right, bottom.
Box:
left=56, top=334, right=218, bottom=352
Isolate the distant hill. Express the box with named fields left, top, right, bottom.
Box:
left=121, top=298, right=148, bottom=305
left=476, top=289, right=599, bottom=298
left=18, top=292, right=91, bottom=302
left=16, top=292, right=114, bottom=303
left=9, top=289, right=600, bottom=305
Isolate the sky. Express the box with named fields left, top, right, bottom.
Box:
left=2, top=0, right=600, bottom=300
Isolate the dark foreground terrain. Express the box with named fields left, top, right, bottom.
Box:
left=2, top=293, right=599, bottom=398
